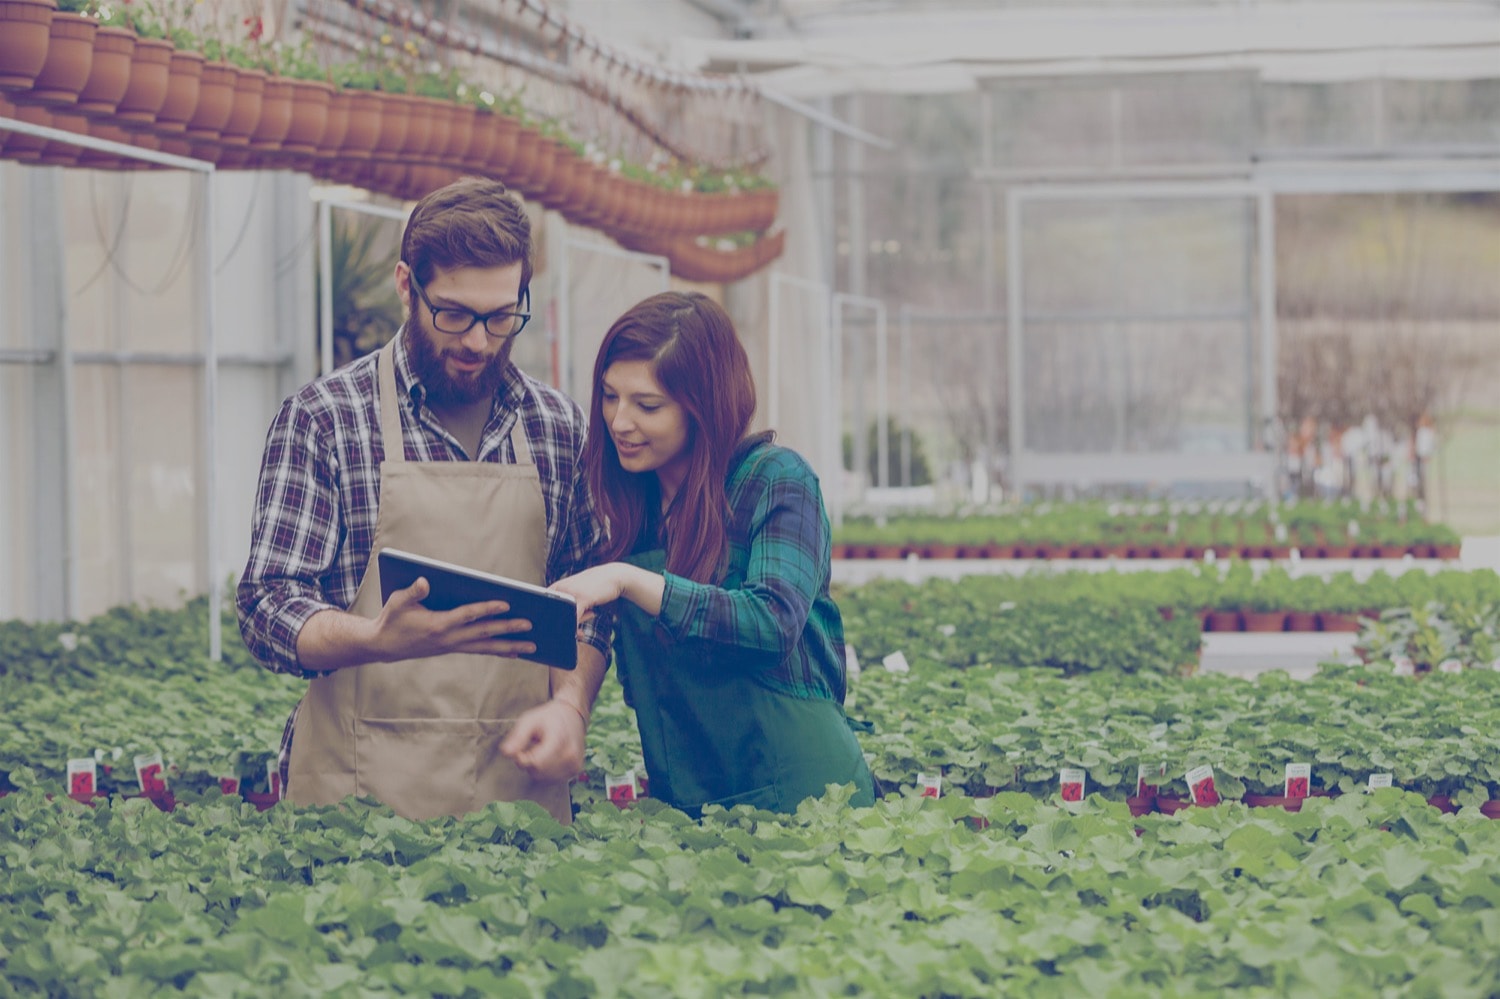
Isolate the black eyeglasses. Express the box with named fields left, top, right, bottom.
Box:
left=409, top=272, right=531, bottom=340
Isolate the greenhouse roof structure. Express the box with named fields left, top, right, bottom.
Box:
left=678, top=2, right=1500, bottom=95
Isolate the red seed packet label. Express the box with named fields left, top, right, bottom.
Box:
left=1186, top=765, right=1220, bottom=806
left=219, top=775, right=240, bottom=796
left=1284, top=763, right=1310, bottom=799
left=1367, top=773, right=1394, bottom=791
left=1059, top=768, right=1086, bottom=802
left=917, top=773, right=941, bottom=799
left=134, top=752, right=166, bottom=794
left=606, top=771, right=637, bottom=806
left=1136, top=763, right=1161, bottom=798
left=67, top=758, right=97, bottom=798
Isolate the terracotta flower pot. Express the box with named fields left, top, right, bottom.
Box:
left=247, top=74, right=293, bottom=150
left=24, top=10, right=95, bottom=105
left=371, top=89, right=410, bottom=157
left=184, top=59, right=235, bottom=139
left=217, top=66, right=264, bottom=146
left=153, top=47, right=204, bottom=133
left=398, top=94, right=434, bottom=161
left=336, top=88, right=381, bottom=158
left=113, top=36, right=172, bottom=126
left=1241, top=610, right=1287, bottom=633
left=1205, top=610, right=1243, bottom=632
left=1285, top=610, right=1320, bottom=632
left=459, top=107, right=498, bottom=173
left=0, top=0, right=56, bottom=92
left=279, top=77, right=332, bottom=156
left=441, top=101, right=472, bottom=160
left=1318, top=612, right=1361, bottom=633
left=313, top=87, right=350, bottom=158
left=74, top=24, right=134, bottom=115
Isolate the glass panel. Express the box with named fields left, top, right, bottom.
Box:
left=123, top=365, right=202, bottom=605
left=0, top=365, right=38, bottom=618
left=1386, top=79, right=1500, bottom=149
left=1259, top=80, right=1379, bottom=152
left=1022, top=320, right=1253, bottom=454
left=217, top=364, right=287, bottom=588
left=1022, top=196, right=1252, bottom=315
left=71, top=364, right=126, bottom=618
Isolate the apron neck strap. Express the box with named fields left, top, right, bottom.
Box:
left=509, top=401, right=532, bottom=465
left=377, top=337, right=404, bottom=464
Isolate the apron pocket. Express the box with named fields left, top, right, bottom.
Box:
left=353, top=717, right=488, bottom=820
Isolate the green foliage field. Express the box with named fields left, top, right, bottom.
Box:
left=3, top=572, right=1500, bottom=995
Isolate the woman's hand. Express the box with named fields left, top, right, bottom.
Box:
left=550, top=564, right=630, bottom=625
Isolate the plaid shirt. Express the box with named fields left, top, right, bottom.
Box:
left=236, top=333, right=611, bottom=783
left=653, top=441, right=847, bottom=703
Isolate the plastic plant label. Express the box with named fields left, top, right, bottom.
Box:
left=1347, top=519, right=1360, bottom=538
left=1367, top=773, right=1394, bottom=791
left=67, top=758, right=96, bottom=798
left=1059, top=768, right=1086, bottom=802
left=1274, top=523, right=1288, bottom=543
left=1186, top=765, right=1220, bottom=806
left=1136, top=763, right=1161, bottom=798
left=882, top=651, right=910, bottom=674
left=937, top=624, right=956, bottom=637
left=134, top=752, right=166, bottom=794
left=1438, top=659, right=1463, bottom=674
left=917, top=773, right=941, bottom=799
left=267, top=760, right=283, bottom=800
left=1393, top=657, right=1416, bottom=677
left=1284, top=763, right=1311, bottom=799
left=845, top=644, right=861, bottom=680
left=606, top=770, right=637, bottom=806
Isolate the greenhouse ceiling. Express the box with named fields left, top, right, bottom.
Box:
left=676, top=1, right=1500, bottom=96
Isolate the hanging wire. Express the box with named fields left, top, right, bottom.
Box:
left=77, top=172, right=201, bottom=298
left=214, top=173, right=263, bottom=275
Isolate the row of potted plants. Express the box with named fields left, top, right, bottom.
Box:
left=0, top=0, right=784, bottom=281
left=832, top=499, right=1463, bottom=560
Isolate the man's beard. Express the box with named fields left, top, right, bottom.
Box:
left=405, top=318, right=510, bottom=407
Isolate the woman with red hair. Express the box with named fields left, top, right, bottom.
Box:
left=552, top=291, right=875, bottom=817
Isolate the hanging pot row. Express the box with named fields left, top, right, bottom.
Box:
left=0, top=1, right=784, bottom=281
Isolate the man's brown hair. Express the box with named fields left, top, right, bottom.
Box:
left=400, top=177, right=533, bottom=291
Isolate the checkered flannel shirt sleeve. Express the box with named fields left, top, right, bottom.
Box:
left=655, top=451, right=828, bottom=695
left=236, top=391, right=344, bottom=680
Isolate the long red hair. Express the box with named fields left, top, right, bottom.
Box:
left=584, top=292, right=757, bottom=584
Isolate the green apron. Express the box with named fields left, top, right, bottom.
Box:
left=613, top=547, right=875, bottom=817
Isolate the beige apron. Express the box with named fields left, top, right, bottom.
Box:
left=286, top=339, right=570, bottom=822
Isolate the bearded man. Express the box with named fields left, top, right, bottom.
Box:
left=237, top=178, right=609, bottom=822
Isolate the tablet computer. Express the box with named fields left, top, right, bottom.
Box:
left=376, top=547, right=578, bottom=670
